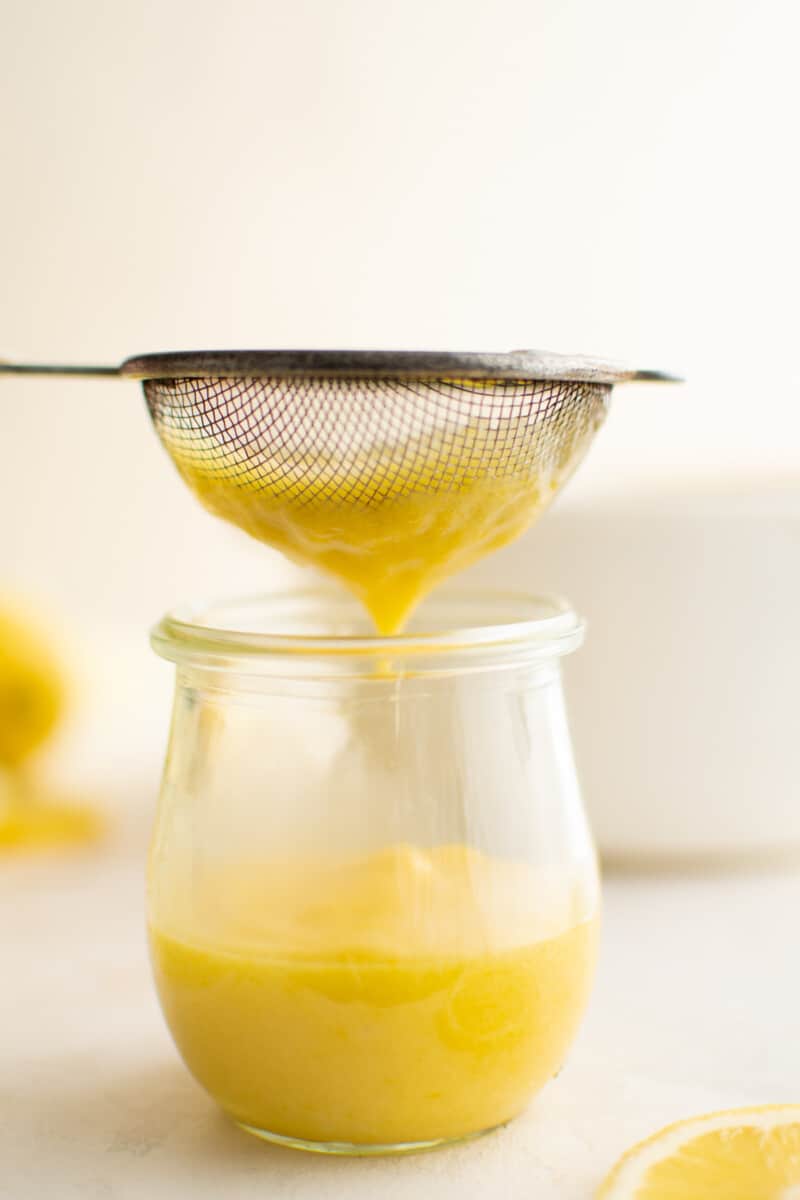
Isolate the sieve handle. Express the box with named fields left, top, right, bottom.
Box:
left=0, top=353, right=683, bottom=384
left=0, top=359, right=121, bottom=377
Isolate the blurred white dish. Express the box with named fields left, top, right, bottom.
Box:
left=466, top=475, right=800, bottom=864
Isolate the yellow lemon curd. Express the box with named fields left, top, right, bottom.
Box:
left=149, top=845, right=598, bottom=1147
left=187, top=469, right=556, bottom=635
left=170, top=391, right=593, bottom=634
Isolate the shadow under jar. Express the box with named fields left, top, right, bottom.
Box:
left=147, top=588, right=599, bottom=1155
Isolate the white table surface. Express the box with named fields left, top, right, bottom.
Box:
left=4, top=799, right=800, bottom=1200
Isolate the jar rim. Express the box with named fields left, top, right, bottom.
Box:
left=151, top=587, right=584, bottom=672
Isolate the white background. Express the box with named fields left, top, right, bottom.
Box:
left=2, top=0, right=799, bottom=647
left=3, top=8, right=800, bottom=1193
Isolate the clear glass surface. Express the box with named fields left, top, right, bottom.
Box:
left=147, top=588, right=599, bottom=1154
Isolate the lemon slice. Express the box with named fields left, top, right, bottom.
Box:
left=598, top=1106, right=800, bottom=1198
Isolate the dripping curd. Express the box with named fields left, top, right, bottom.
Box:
left=188, top=471, right=559, bottom=634
left=175, top=400, right=587, bottom=633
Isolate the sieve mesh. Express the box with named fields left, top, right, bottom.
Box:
left=144, top=375, right=610, bottom=509
left=0, top=346, right=674, bottom=628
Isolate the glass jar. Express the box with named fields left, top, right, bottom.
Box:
left=147, top=588, right=599, bottom=1155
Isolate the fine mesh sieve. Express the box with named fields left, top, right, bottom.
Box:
left=1, top=347, right=675, bottom=507
left=143, top=375, right=610, bottom=510
left=1, top=349, right=677, bottom=626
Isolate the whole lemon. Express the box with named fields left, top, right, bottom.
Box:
left=0, top=606, right=65, bottom=766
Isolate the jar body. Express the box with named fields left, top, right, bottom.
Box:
left=148, top=591, right=599, bottom=1153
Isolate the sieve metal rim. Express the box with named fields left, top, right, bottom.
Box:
left=122, top=348, right=678, bottom=384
